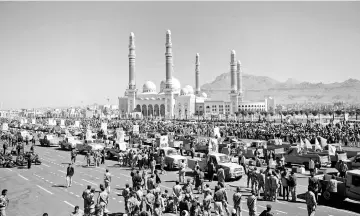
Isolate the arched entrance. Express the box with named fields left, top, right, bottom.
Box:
left=142, top=104, right=147, bottom=117
left=135, top=105, right=141, bottom=112
left=148, top=105, right=153, bottom=117
left=160, top=104, right=165, bottom=117
left=154, top=104, right=160, bottom=117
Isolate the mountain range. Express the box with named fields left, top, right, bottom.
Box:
left=200, top=73, right=360, bottom=104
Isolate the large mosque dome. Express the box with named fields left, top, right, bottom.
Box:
left=143, top=81, right=157, bottom=93
left=160, top=77, right=181, bottom=92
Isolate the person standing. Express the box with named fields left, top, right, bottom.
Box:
left=247, top=191, right=257, bottom=216
left=145, top=189, right=155, bottom=215
left=87, top=188, right=96, bottom=215
left=122, top=184, right=130, bottom=214
left=66, top=163, right=75, bottom=188
left=233, top=187, right=242, bottom=216
left=179, top=160, right=186, bottom=183
left=308, top=173, right=319, bottom=203
left=27, top=154, right=32, bottom=169
left=213, top=185, right=224, bottom=216
left=305, top=186, right=317, bottom=216
left=281, top=172, right=289, bottom=201
left=104, top=169, right=112, bottom=193
left=150, top=157, right=156, bottom=175
left=288, top=171, right=297, bottom=202
left=0, top=189, right=9, bottom=216
left=217, top=167, right=225, bottom=186
left=309, top=158, right=315, bottom=174
left=257, top=170, right=265, bottom=199
left=71, top=149, right=77, bottom=164
left=172, top=181, right=182, bottom=214
left=97, top=184, right=109, bottom=215
left=82, top=185, right=91, bottom=215
left=207, top=160, right=215, bottom=182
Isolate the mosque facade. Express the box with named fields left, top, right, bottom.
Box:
left=118, top=30, right=275, bottom=119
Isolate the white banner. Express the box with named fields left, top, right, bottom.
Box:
left=86, top=129, right=93, bottom=140
left=2, top=123, right=8, bottom=131
left=117, top=130, right=125, bottom=143
left=213, top=127, right=221, bottom=138
left=24, top=119, right=28, bottom=124
left=31, top=119, right=36, bottom=124
left=60, top=119, right=65, bottom=126
left=48, top=118, right=56, bottom=126
left=74, top=121, right=80, bottom=128
left=159, top=135, right=169, bottom=148
left=20, top=119, right=25, bottom=125
left=133, top=125, right=139, bottom=134
left=119, top=142, right=127, bottom=151
left=101, top=123, right=108, bottom=132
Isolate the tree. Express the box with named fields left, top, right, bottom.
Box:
left=304, top=111, right=310, bottom=119
left=282, top=111, right=288, bottom=116
left=349, top=110, right=356, bottom=116
left=299, top=110, right=304, bottom=116
left=311, top=110, right=319, bottom=117
left=335, top=110, right=343, bottom=116
left=294, top=110, right=300, bottom=116
left=356, top=109, right=360, bottom=120
left=321, top=110, right=329, bottom=116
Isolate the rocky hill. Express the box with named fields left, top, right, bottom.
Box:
left=201, top=73, right=360, bottom=104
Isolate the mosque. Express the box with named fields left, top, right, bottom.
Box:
left=118, top=30, right=275, bottom=119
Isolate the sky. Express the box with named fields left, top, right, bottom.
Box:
left=0, top=2, right=359, bottom=110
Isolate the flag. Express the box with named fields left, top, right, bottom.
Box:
left=318, top=136, right=327, bottom=147
left=328, top=144, right=336, bottom=156
left=299, top=138, right=305, bottom=148
left=314, top=138, right=322, bottom=151
left=304, top=138, right=312, bottom=149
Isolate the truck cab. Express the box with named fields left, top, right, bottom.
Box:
left=155, top=147, right=187, bottom=170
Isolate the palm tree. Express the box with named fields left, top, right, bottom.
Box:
left=356, top=109, right=360, bottom=120
left=294, top=110, right=300, bottom=116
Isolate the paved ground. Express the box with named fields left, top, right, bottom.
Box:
left=1, top=142, right=360, bottom=216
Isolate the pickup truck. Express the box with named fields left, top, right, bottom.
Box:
left=342, top=153, right=360, bottom=170
left=319, top=169, right=360, bottom=203
left=39, top=134, right=62, bottom=147
left=316, top=144, right=347, bottom=167
left=188, top=152, right=245, bottom=181
left=154, top=147, right=187, bottom=170
left=60, top=136, right=83, bottom=150
left=76, top=140, right=105, bottom=154
left=284, top=146, right=330, bottom=169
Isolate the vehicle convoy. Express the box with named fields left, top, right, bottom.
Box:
left=319, top=170, right=360, bottom=203
left=284, top=146, right=330, bottom=169
left=242, top=140, right=267, bottom=159
left=188, top=152, right=245, bottom=181
left=39, top=134, right=62, bottom=147
left=75, top=140, right=105, bottom=154
left=316, top=144, right=348, bottom=167
left=154, top=147, right=187, bottom=170
left=343, top=153, right=360, bottom=170
left=60, top=136, right=83, bottom=150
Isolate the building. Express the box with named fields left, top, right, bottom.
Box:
left=119, top=30, right=275, bottom=119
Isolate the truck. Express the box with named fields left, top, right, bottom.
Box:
left=284, top=146, right=330, bottom=169
left=39, top=134, right=62, bottom=147
left=319, top=169, right=360, bottom=203
left=60, top=136, right=83, bottom=150
left=342, top=153, right=360, bottom=170
left=75, top=140, right=105, bottom=154
left=154, top=147, right=188, bottom=170
left=316, top=144, right=348, bottom=167
left=188, top=152, right=245, bottom=181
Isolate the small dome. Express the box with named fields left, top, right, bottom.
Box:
left=160, top=81, right=166, bottom=92
left=172, top=77, right=181, bottom=91
left=201, top=92, right=208, bottom=98
left=184, top=85, right=194, bottom=94
left=143, top=81, right=156, bottom=93
left=124, top=91, right=128, bottom=96
left=180, top=88, right=189, bottom=96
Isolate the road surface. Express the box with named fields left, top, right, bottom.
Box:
left=1, top=142, right=359, bottom=216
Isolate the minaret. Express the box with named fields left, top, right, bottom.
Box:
left=237, top=60, right=243, bottom=102
left=195, top=53, right=200, bottom=95
left=128, top=32, right=136, bottom=90
left=229, top=50, right=238, bottom=114
left=165, top=30, right=173, bottom=89
left=164, top=30, right=175, bottom=119
left=126, top=32, right=137, bottom=114
left=230, top=50, right=237, bottom=93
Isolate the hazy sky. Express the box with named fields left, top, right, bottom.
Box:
left=0, top=2, right=359, bottom=110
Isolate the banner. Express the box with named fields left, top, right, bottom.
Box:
left=101, top=123, right=108, bottom=133
left=159, top=135, right=169, bottom=148
left=314, top=138, right=322, bottom=151
left=117, top=129, right=125, bottom=143
left=86, top=129, right=93, bottom=140
left=24, top=119, right=28, bottom=124
left=2, top=123, right=8, bottom=131
left=304, top=138, right=312, bottom=149
left=213, top=127, right=221, bottom=138
left=133, top=125, right=139, bottom=134
left=328, top=144, right=336, bottom=156
left=48, top=118, right=56, bottom=126
left=60, top=119, right=65, bottom=126
left=31, top=119, right=36, bottom=124
left=20, top=119, right=25, bottom=125
left=74, top=121, right=80, bottom=128
left=119, top=142, right=127, bottom=151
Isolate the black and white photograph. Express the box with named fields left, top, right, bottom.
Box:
left=0, top=1, right=360, bottom=216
